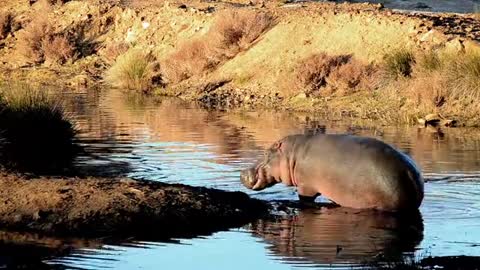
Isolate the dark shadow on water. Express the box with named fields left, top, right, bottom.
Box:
left=0, top=140, right=134, bottom=178
left=249, top=206, right=424, bottom=266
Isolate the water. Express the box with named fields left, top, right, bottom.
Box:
left=4, top=88, right=480, bottom=269
left=344, top=0, right=480, bottom=13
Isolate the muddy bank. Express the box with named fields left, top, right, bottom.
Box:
left=0, top=173, right=269, bottom=238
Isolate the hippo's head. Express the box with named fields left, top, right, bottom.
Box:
left=241, top=137, right=295, bottom=191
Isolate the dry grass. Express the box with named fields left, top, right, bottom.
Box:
left=15, top=9, right=92, bottom=65
left=162, top=39, right=216, bottom=84
left=281, top=48, right=480, bottom=126
left=293, top=53, right=350, bottom=94
left=102, top=41, right=130, bottom=65
left=403, top=72, right=449, bottom=114
left=106, top=48, right=161, bottom=93
left=291, top=53, right=377, bottom=96
left=0, top=11, right=12, bottom=40
left=17, top=18, right=77, bottom=65
left=16, top=16, right=54, bottom=64
left=407, top=50, right=480, bottom=108
left=362, top=49, right=480, bottom=125
left=415, top=50, right=442, bottom=73
left=443, top=52, right=480, bottom=98
left=383, top=48, right=415, bottom=78
left=325, top=59, right=379, bottom=96
left=41, top=35, right=75, bottom=65
left=208, top=9, right=276, bottom=57
left=162, top=9, right=275, bottom=84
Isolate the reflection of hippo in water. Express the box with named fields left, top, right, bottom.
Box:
left=249, top=208, right=424, bottom=265
left=241, top=134, right=424, bottom=211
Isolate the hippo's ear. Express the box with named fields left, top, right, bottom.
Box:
left=272, top=141, right=284, bottom=152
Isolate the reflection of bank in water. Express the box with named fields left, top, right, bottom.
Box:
left=0, top=230, right=104, bottom=269
left=249, top=208, right=423, bottom=267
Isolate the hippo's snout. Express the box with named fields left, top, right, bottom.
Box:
left=240, top=168, right=257, bottom=189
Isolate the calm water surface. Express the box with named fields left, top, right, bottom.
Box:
left=4, top=88, right=480, bottom=269
left=344, top=0, right=480, bottom=13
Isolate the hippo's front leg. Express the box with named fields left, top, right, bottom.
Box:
left=297, top=185, right=320, bottom=203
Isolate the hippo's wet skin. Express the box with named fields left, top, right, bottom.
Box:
left=240, top=134, right=424, bottom=211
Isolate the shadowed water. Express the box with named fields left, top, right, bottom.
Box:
left=2, top=88, right=480, bottom=269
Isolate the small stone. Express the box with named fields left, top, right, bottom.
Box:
left=417, top=118, right=426, bottom=127
left=414, top=2, right=431, bottom=9
left=424, top=113, right=440, bottom=122
left=294, top=93, right=307, bottom=99
left=441, top=119, right=457, bottom=127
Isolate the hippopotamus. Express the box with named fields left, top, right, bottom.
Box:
left=240, top=134, right=424, bottom=211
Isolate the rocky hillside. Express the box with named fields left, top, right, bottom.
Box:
left=1, top=0, right=479, bottom=125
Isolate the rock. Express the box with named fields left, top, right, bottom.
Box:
left=294, top=93, right=307, bottom=99
left=425, top=113, right=441, bottom=122
left=419, top=114, right=456, bottom=128
left=125, top=28, right=136, bottom=43
left=419, top=30, right=448, bottom=44
left=444, top=38, right=465, bottom=53
left=417, top=118, right=427, bottom=126
left=440, top=119, right=457, bottom=127
left=414, top=2, right=431, bottom=9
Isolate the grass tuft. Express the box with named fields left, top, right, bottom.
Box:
left=16, top=13, right=81, bottom=65
left=106, top=48, right=162, bottom=93
left=16, top=16, right=53, bottom=64
left=416, top=50, right=442, bottom=72
left=41, top=35, right=75, bottom=65
left=293, top=53, right=351, bottom=94
left=0, top=11, right=13, bottom=40
left=291, top=53, right=377, bottom=96
left=0, top=84, right=78, bottom=173
left=383, top=49, right=415, bottom=78
left=209, top=9, right=276, bottom=56
left=444, top=52, right=480, bottom=97
left=162, top=39, right=215, bottom=84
